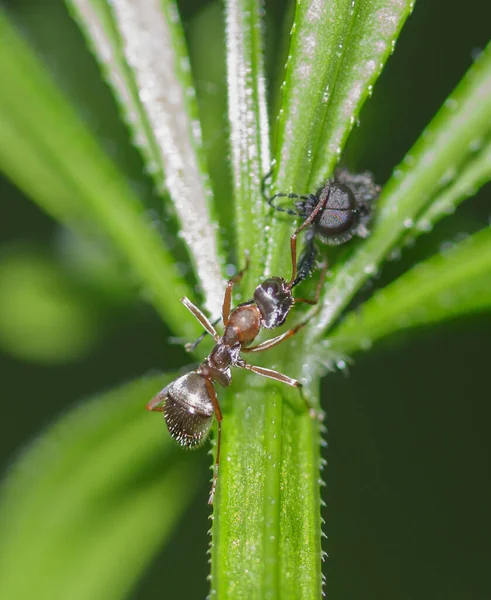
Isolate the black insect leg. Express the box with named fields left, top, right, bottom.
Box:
left=292, top=230, right=317, bottom=288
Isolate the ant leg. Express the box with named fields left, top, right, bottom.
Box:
left=266, top=193, right=308, bottom=216
left=184, top=317, right=221, bottom=352
left=204, top=379, right=223, bottom=505
left=261, top=168, right=274, bottom=199
left=288, top=189, right=331, bottom=287
left=241, top=320, right=307, bottom=353
left=239, top=361, right=300, bottom=386
left=294, top=260, right=328, bottom=305
left=262, top=170, right=311, bottom=216
left=291, top=235, right=317, bottom=289
left=237, top=361, right=321, bottom=419
left=181, top=297, right=220, bottom=342
left=146, top=388, right=167, bottom=412
left=222, top=252, right=250, bottom=326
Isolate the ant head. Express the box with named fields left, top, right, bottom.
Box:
left=253, top=276, right=294, bottom=330
left=152, top=372, right=214, bottom=448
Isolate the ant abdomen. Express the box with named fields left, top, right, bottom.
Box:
left=159, top=372, right=214, bottom=448
left=314, top=182, right=359, bottom=245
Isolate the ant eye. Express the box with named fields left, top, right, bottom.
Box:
left=162, top=373, right=214, bottom=448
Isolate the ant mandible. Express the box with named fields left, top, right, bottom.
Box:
left=264, top=168, right=380, bottom=284
left=147, top=211, right=328, bottom=504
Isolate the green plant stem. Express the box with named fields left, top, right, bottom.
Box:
left=211, top=379, right=323, bottom=600
left=210, top=2, right=323, bottom=597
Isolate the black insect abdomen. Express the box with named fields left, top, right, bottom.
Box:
left=316, top=183, right=358, bottom=245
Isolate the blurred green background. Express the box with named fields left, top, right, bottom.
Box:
left=1, top=0, right=490, bottom=598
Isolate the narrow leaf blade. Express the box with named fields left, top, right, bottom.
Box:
left=226, top=0, right=271, bottom=278
left=0, top=375, right=199, bottom=600
left=274, top=0, right=413, bottom=193
left=313, top=42, right=491, bottom=338
left=0, top=13, right=196, bottom=337
left=68, top=0, right=224, bottom=314
left=408, top=138, right=491, bottom=241
left=326, top=227, right=491, bottom=356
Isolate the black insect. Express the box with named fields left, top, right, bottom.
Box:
left=147, top=228, right=326, bottom=504
left=264, top=168, right=380, bottom=285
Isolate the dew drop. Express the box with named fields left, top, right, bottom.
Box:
left=439, top=241, right=454, bottom=254
left=387, top=247, right=402, bottom=261
left=444, top=97, right=458, bottom=111
left=416, top=219, right=432, bottom=233
left=438, top=167, right=456, bottom=187
left=469, top=138, right=482, bottom=152
left=471, top=47, right=483, bottom=61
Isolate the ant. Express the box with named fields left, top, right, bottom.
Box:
left=264, top=168, right=380, bottom=284
left=147, top=210, right=329, bottom=504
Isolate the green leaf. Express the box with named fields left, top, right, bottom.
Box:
left=0, top=13, right=198, bottom=337
left=225, top=0, right=271, bottom=279
left=66, top=0, right=224, bottom=314
left=273, top=0, right=413, bottom=193
left=312, top=41, right=491, bottom=340
left=0, top=248, right=100, bottom=363
left=408, top=137, right=491, bottom=242
left=0, top=375, right=199, bottom=600
left=326, top=227, right=491, bottom=356
left=187, top=2, right=233, bottom=243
